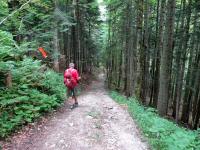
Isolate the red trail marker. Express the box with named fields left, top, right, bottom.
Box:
left=38, top=47, right=47, bottom=58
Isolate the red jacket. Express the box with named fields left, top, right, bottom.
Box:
left=64, top=68, right=79, bottom=89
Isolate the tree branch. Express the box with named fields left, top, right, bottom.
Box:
left=0, top=0, right=33, bottom=26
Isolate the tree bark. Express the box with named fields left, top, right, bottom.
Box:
left=53, top=0, right=60, bottom=72
left=139, top=0, right=148, bottom=104
left=152, top=0, right=166, bottom=107
left=157, top=0, right=176, bottom=116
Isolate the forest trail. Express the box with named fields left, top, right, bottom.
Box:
left=2, top=74, right=148, bottom=150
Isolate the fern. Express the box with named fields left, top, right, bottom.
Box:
left=0, top=57, right=66, bottom=138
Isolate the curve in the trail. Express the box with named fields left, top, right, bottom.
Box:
left=1, top=74, right=149, bottom=150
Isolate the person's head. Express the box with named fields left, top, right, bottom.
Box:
left=69, top=63, right=75, bottom=69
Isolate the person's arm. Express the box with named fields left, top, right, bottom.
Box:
left=77, top=71, right=81, bottom=81
left=74, top=69, right=81, bottom=81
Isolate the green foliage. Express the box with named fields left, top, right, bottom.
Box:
left=0, top=0, right=56, bottom=53
left=0, top=30, right=14, bottom=62
left=0, top=0, right=8, bottom=21
left=0, top=30, right=32, bottom=65
left=0, top=57, right=66, bottom=138
left=0, top=30, right=14, bottom=47
left=110, top=91, right=200, bottom=150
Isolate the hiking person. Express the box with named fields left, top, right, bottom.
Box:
left=64, top=63, right=81, bottom=108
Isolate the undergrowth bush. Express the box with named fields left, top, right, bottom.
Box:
left=0, top=58, right=66, bottom=138
left=0, top=30, right=66, bottom=138
left=110, top=91, right=200, bottom=150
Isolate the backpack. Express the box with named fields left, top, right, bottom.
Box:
left=64, top=69, right=76, bottom=89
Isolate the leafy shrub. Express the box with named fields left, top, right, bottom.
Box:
left=110, top=91, right=200, bottom=150
left=0, top=57, right=66, bottom=138
left=0, top=30, right=66, bottom=138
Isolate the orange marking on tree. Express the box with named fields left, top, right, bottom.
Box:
left=38, top=47, right=47, bottom=58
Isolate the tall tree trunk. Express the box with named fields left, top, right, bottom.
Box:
left=157, top=0, right=176, bottom=116
left=117, top=46, right=123, bottom=90
left=193, top=89, right=200, bottom=129
left=136, top=0, right=144, bottom=99
left=175, top=0, right=192, bottom=122
left=124, top=1, right=132, bottom=97
left=139, top=0, right=149, bottom=104
left=173, top=0, right=186, bottom=121
left=107, top=5, right=112, bottom=88
left=150, top=0, right=160, bottom=106
left=192, top=53, right=200, bottom=128
left=53, top=0, right=60, bottom=72
left=152, top=0, right=166, bottom=107
left=181, top=0, right=198, bottom=123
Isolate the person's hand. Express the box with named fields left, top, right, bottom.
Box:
left=77, top=77, right=81, bottom=83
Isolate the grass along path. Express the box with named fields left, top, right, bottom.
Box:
left=110, top=91, right=200, bottom=150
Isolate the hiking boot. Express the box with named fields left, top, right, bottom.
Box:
left=70, top=103, right=78, bottom=109
left=74, top=102, right=78, bottom=107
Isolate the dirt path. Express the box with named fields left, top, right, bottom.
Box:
left=1, top=74, right=149, bottom=150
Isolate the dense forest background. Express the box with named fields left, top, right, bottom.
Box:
left=104, top=0, right=200, bottom=129
left=0, top=0, right=102, bottom=73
